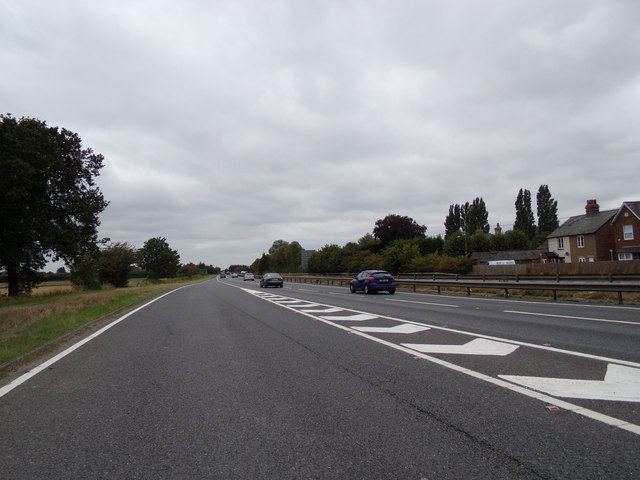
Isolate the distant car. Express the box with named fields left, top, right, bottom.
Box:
left=220, top=272, right=226, bottom=278
left=231, top=273, right=238, bottom=278
left=260, top=272, right=283, bottom=288
left=350, top=270, right=396, bottom=294
left=243, top=272, right=255, bottom=281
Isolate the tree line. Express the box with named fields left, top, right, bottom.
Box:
left=253, top=186, right=560, bottom=275
left=0, top=114, right=217, bottom=296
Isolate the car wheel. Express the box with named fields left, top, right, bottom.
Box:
left=388, top=289, right=395, bottom=295
left=364, top=284, right=371, bottom=294
left=350, top=284, right=356, bottom=293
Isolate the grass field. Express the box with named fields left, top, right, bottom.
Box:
left=0, top=277, right=211, bottom=371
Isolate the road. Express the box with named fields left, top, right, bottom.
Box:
left=1, top=278, right=639, bottom=479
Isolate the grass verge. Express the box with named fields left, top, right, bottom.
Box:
left=0, top=277, right=209, bottom=372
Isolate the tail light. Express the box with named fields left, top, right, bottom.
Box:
left=367, top=276, right=375, bottom=281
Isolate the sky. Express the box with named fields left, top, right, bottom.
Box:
left=2, top=0, right=639, bottom=270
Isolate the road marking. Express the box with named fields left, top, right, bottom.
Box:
left=504, top=310, right=640, bottom=327
left=319, top=313, right=378, bottom=322
left=353, top=324, right=431, bottom=334
left=297, top=307, right=345, bottom=313
left=240, top=287, right=640, bottom=435
left=387, top=298, right=459, bottom=308
left=500, top=364, right=640, bottom=402
left=403, top=338, right=519, bottom=356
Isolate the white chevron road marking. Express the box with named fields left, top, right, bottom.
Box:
left=352, top=324, right=431, bottom=334
left=500, top=364, right=640, bottom=402
left=402, top=338, right=519, bottom=356
left=319, top=313, right=378, bottom=322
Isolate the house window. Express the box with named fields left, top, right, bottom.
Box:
left=623, top=225, right=634, bottom=241
left=578, top=257, right=587, bottom=262
left=557, top=238, right=564, bottom=250
left=588, top=256, right=595, bottom=262
left=577, top=235, right=585, bottom=248
left=618, top=252, right=633, bottom=261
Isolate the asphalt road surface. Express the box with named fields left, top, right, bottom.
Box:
left=1, top=278, right=639, bottom=479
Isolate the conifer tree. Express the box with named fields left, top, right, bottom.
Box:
left=514, top=188, right=536, bottom=239
left=536, top=185, right=559, bottom=234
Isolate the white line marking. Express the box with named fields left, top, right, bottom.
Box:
left=288, top=303, right=322, bottom=308
left=387, top=298, right=459, bottom=308
left=240, top=287, right=640, bottom=369
left=319, top=313, right=378, bottom=322
left=403, top=338, right=519, bottom=356
left=500, top=364, right=640, bottom=402
left=241, top=288, right=640, bottom=435
left=0, top=286, right=191, bottom=399
left=504, top=310, right=640, bottom=326
left=299, top=307, right=344, bottom=313
left=353, top=324, right=430, bottom=334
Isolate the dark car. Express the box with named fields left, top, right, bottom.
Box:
left=260, top=272, right=283, bottom=288
left=350, top=270, right=396, bottom=294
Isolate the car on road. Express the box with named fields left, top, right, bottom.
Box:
left=350, top=270, right=396, bottom=294
left=220, top=272, right=226, bottom=278
left=260, top=272, right=283, bottom=288
left=231, top=273, right=238, bottom=278
left=243, top=272, right=255, bottom=281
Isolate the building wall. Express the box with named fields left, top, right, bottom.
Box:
left=571, top=234, right=597, bottom=262
left=613, top=205, right=640, bottom=259
left=548, top=236, right=571, bottom=263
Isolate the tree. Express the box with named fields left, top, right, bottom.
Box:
left=468, top=232, right=493, bottom=252
left=0, top=114, right=108, bottom=295
left=536, top=185, right=559, bottom=235
left=446, top=199, right=489, bottom=238
left=98, top=242, right=137, bottom=287
left=307, top=244, right=346, bottom=273
left=382, top=239, right=422, bottom=274
left=443, top=232, right=467, bottom=257
left=464, top=198, right=490, bottom=235
left=139, top=237, right=180, bottom=279
left=268, top=240, right=289, bottom=254
left=178, top=263, right=200, bottom=278
left=373, top=214, right=427, bottom=247
left=503, top=229, right=530, bottom=250
left=444, top=204, right=462, bottom=238
left=70, top=252, right=102, bottom=290
left=514, top=188, right=536, bottom=239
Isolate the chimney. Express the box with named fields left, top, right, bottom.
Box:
left=585, top=199, right=600, bottom=217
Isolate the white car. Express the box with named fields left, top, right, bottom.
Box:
left=243, top=272, right=255, bottom=281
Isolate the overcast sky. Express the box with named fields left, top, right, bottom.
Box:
left=2, top=0, right=639, bottom=269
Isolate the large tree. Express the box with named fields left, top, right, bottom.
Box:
left=98, top=242, right=137, bottom=287
left=373, top=214, right=427, bottom=247
left=463, top=197, right=490, bottom=235
left=536, top=184, right=559, bottom=235
left=444, top=204, right=462, bottom=238
left=139, top=237, right=180, bottom=279
left=514, top=188, right=536, bottom=239
left=0, top=114, right=108, bottom=295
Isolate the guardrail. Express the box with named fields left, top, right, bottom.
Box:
left=280, top=275, right=640, bottom=304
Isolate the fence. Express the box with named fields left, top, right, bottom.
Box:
left=472, top=260, right=640, bottom=276
left=281, top=273, right=640, bottom=304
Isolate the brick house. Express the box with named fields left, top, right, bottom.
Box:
left=610, top=201, right=640, bottom=260
left=545, top=200, right=616, bottom=263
